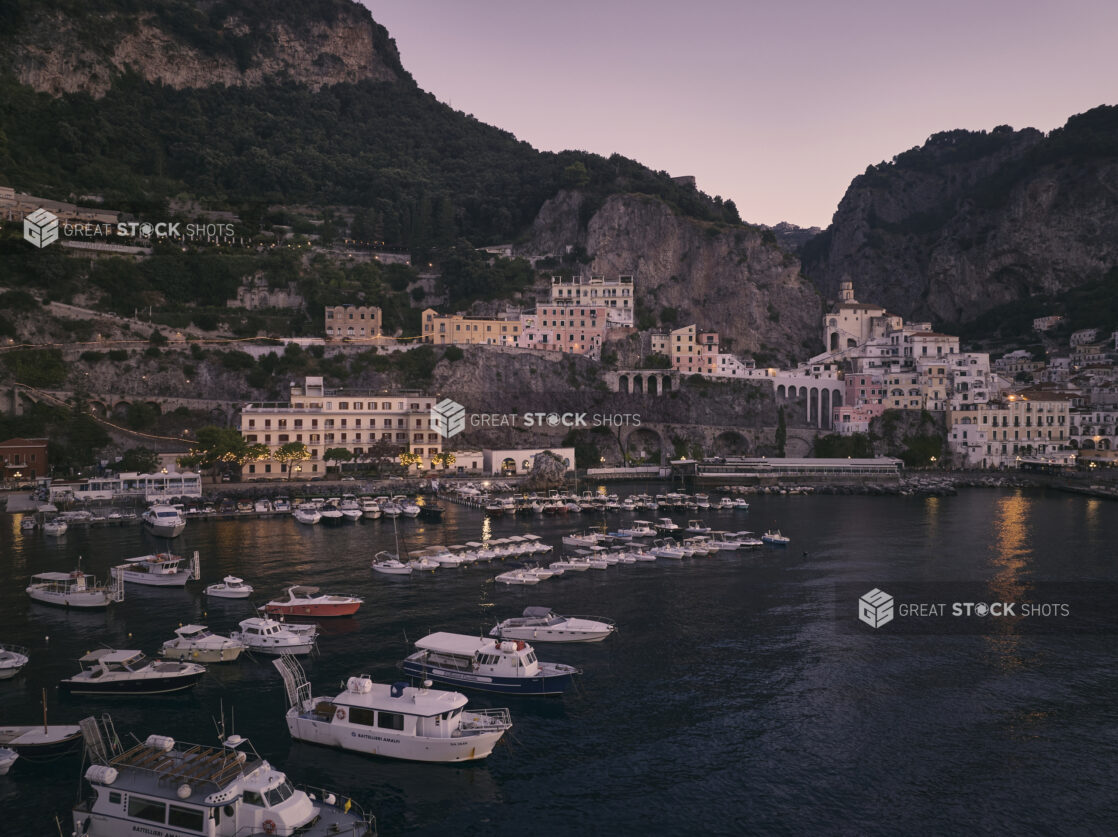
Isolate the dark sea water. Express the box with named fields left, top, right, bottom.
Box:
left=2, top=486, right=1117, bottom=836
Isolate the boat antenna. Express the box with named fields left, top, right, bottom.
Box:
left=214, top=699, right=227, bottom=741
left=42, top=686, right=48, bottom=734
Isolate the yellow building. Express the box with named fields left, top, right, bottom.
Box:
left=948, top=392, right=1071, bottom=467
left=239, top=377, right=441, bottom=478
left=421, top=308, right=521, bottom=345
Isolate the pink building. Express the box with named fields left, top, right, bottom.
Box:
left=517, top=305, right=607, bottom=357
left=845, top=372, right=884, bottom=406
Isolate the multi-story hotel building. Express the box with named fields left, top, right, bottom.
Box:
left=324, top=305, right=382, bottom=339
left=947, top=391, right=1072, bottom=468
left=549, top=275, right=634, bottom=326
left=239, top=377, right=441, bottom=478
left=516, top=306, right=608, bottom=357
left=420, top=308, right=521, bottom=345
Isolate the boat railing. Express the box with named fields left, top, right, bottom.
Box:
left=0, top=642, right=28, bottom=657
left=293, top=784, right=377, bottom=834
left=458, top=707, right=513, bottom=732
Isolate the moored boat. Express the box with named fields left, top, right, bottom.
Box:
left=231, top=617, right=317, bottom=656
left=59, top=650, right=205, bottom=696
left=265, top=586, right=363, bottom=618
left=161, top=624, right=245, bottom=663
left=274, top=656, right=512, bottom=763
left=72, top=718, right=374, bottom=836
left=371, top=553, right=412, bottom=575
left=400, top=632, right=580, bottom=695
left=26, top=568, right=124, bottom=609
left=0, top=644, right=30, bottom=679
left=0, top=747, right=16, bottom=775
left=205, top=575, right=254, bottom=598
left=111, top=551, right=198, bottom=587
left=141, top=504, right=186, bottom=538
left=42, top=518, right=68, bottom=536
left=490, top=607, right=615, bottom=643
left=762, top=529, right=791, bottom=545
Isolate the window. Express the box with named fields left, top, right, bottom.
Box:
left=348, top=706, right=376, bottom=726
left=242, top=791, right=264, bottom=807
left=168, top=805, right=205, bottom=831
left=265, top=782, right=295, bottom=807
left=128, top=798, right=166, bottom=823
left=378, top=711, right=405, bottom=731
left=108, top=792, right=121, bottom=805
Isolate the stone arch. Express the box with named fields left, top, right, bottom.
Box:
left=88, top=399, right=109, bottom=416
left=1100, top=439, right=1112, bottom=450
left=833, top=389, right=843, bottom=409
left=1081, top=439, right=1096, bottom=450
left=618, top=374, right=629, bottom=394
left=713, top=430, right=749, bottom=456
left=663, top=376, right=673, bottom=392
left=625, top=427, right=663, bottom=463
left=830, top=333, right=839, bottom=351
left=648, top=376, right=659, bottom=396
left=821, top=388, right=831, bottom=430
left=847, top=338, right=857, bottom=348
left=633, top=375, right=643, bottom=394
left=777, top=384, right=786, bottom=399
left=809, top=387, right=819, bottom=425
left=1068, top=439, right=1079, bottom=449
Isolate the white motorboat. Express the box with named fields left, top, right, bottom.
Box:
left=161, top=624, right=245, bottom=663
left=59, top=650, right=205, bottom=695
left=72, top=719, right=374, bottom=836
left=733, top=498, right=751, bottom=509
left=616, top=520, right=656, bottom=538
left=380, top=500, right=402, bottom=518
left=26, top=568, right=124, bottom=608
left=651, top=539, right=687, bottom=559
left=339, top=496, right=364, bottom=522
left=495, top=569, right=541, bottom=585
left=0, top=716, right=83, bottom=761
left=685, top=519, right=711, bottom=535
left=400, top=632, right=581, bottom=695
left=762, top=529, right=791, bottom=545
left=205, top=575, right=255, bottom=598
left=253, top=498, right=272, bottom=512
left=141, top=504, right=186, bottom=538
left=20, top=517, right=36, bottom=531
left=273, top=496, right=292, bottom=512
left=548, top=558, right=589, bottom=572
left=319, top=503, right=345, bottom=525
left=655, top=517, right=680, bottom=533
left=264, top=586, right=363, bottom=618
left=490, top=607, right=616, bottom=642
left=562, top=530, right=608, bottom=549
left=0, top=747, right=16, bottom=775
left=231, top=617, right=318, bottom=655
left=706, top=533, right=741, bottom=551
left=397, top=497, right=421, bottom=517
left=683, top=536, right=716, bottom=556
left=293, top=504, right=321, bottom=525
left=358, top=496, right=382, bottom=518
left=274, top=656, right=513, bottom=763
left=111, top=551, right=198, bottom=587
left=524, top=564, right=560, bottom=580
left=716, top=497, right=736, bottom=510
left=0, top=644, right=29, bottom=679
left=42, top=518, right=68, bottom=536
left=728, top=530, right=764, bottom=548
left=407, top=556, right=440, bottom=572
left=371, top=553, right=412, bottom=575
left=623, top=543, right=657, bottom=561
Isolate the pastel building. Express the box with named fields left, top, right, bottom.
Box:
left=549, top=275, right=634, bottom=326
left=325, top=305, right=382, bottom=339
left=517, top=306, right=607, bottom=357
left=947, top=391, right=1072, bottom=468
left=421, top=309, right=521, bottom=346
left=240, top=377, right=442, bottom=478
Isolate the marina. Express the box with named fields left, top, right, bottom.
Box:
left=0, top=486, right=1116, bottom=834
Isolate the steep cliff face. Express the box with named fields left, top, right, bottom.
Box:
left=2, top=1, right=402, bottom=97
left=522, top=191, right=822, bottom=363
left=802, top=110, right=1118, bottom=325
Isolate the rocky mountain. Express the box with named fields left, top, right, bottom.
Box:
left=0, top=0, right=403, bottom=97
left=522, top=191, right=822, bottom=363
left=801, top=109, right=1118, bottom=327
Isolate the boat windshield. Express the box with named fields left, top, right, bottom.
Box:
left=265, top=780, right=295, bottom=806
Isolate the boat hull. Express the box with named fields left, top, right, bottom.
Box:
left=400, top=659, right=575, bottom=695
left=111, top=569, right=190, bottom=587
left=0, top=725, right=84, bottom=759
left=143, top=521, right=186, bottom=538
left=492, top=627, right=612, bottom=643
left=285, top=711, right=503, bottom=763
left=204, top=587, right=253, bottom=599
left=161, top=645, right=244, bottom=663
left=58, top=670, right=204, bottom=696
left=240, top=640, right=315, bottom=655
left=26, top=590, right=112, bottom=608
left=266, top=602, right=361, bottom=617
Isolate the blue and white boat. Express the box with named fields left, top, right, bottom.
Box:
left=400, top=632, right=580, bottom=696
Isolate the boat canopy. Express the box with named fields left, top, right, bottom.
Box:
left=31, top=571, right=86, bottom=581
left=522, top=606, right=554, bottom=619
left=290, top=586, right=320, bottom=596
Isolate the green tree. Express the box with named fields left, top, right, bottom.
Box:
left=323, top=446, right=353, bottom=473
left=118, top=447, right=160, bottom=473
left=275, top=441, right=311, bottom=479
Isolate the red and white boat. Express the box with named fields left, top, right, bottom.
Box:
left=264, top=585, right=363, bottom=617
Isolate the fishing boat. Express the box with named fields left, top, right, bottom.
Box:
left=231, top=617, right=317, bottom=655
left=111, top=551, right=199, bottom=587
left=400, top=632, right=580, bottom=695
left=490, top=607, right=616, bottom=643
left=762, top=529, right=791, bottom=545
left=0, top=643, right=29, bottom=679
left=26, top=568, right=124, bottom=609
left=264, top=586, right=363, bottom=618
left=205, top=575, right=254, bottom=599
left=141, top=504, right=186, bottom=538
left=72, top=717, right=374, bottom=836
left=59, top=650, right=205, bottom=696
left=274, top=655, right=513, bottom=763
left=161, top=625, right=245, bottom=663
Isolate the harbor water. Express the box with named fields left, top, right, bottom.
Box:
left=1, top=486, right=1116, bottom=835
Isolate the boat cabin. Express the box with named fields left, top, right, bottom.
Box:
left=412, top=632, right=541, bottom=677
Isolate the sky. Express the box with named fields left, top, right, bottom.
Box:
left=365, top=1, right=1118, bottom=229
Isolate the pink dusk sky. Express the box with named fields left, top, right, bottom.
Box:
left=366, top=1, right=1118, bottom=230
